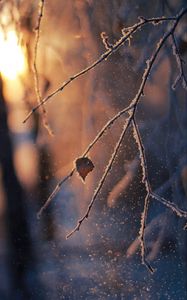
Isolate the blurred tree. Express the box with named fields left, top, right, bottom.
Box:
left=0, top=76, right=44, bottom=299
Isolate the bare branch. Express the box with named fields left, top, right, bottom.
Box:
left=132, top=118, right=154, bottom=273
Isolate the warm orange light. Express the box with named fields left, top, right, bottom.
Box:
left=0, top=30, right=26, bottom=80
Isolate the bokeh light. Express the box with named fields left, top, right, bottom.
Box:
left=0, top=30, right=26, bottom=80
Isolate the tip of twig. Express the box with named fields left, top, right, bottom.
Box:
left=66, top=232, right=73, bottom=239
left=44, top=124, right=54, bottom=137
left=66, top=222, right=81, bottom=239
left=23, top=111, right=33, bottom=123
left=144, top=260, right=155, bottom=274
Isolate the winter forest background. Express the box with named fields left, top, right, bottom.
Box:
left=0, top=0, right=187, bottom=299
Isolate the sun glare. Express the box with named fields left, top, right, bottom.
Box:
left=0, top=30, right=26, bottom=80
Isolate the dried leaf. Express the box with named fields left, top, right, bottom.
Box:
left=75, top=157, right=94, bottom=181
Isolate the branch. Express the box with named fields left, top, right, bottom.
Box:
left=132, top=118, right=154, bottom=273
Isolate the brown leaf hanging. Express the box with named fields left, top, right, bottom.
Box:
left=75, top=157, right=94, bottom=181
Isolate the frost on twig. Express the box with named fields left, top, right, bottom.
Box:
left=101, top=32, right=113, bottom=50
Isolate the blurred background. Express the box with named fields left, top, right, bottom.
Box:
left=0, top=0, right=187, bottom=299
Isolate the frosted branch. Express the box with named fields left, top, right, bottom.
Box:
left=132, top=118, right=154, bottom=273
left=34, top=7, right=187, bottom=273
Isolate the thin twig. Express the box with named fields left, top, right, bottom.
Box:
left=151, top=192, right=187, bottom=218
left=132, top=118, right=154, bottom=273
left=37, top=170, right=74, bottom=219
left=33, top=0, right=53, bottom=135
